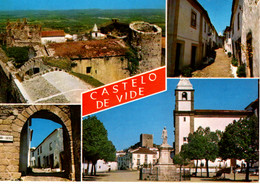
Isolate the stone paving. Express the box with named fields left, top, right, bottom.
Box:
left=21, top=71, right=93, bottom=103
left=21, top=169, right=70, bottom=181
left=192, top=48, right=234, bottom=78
left=83, top=170, right=140, bottom=182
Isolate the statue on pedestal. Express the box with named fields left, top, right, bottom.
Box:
left=161, top=127, right=167, bottom=144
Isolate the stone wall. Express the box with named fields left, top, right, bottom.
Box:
left=129, top=22, right=162, bottom=73
left=6, top=19, right=41, bottom=47
left=0, top=105, right=80, bottom=181
left=72, top=56, right=130, bottom=84
left=241, top=0, right=259, bottom=77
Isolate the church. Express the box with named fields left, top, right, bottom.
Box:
left=173, top=79, right=257, bottom=160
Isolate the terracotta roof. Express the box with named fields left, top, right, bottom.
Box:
left=131, top=147, right=157, bottom=155
left=48, top=39, right=127, bottom=58
left=41, top=30, right=65, bottom=37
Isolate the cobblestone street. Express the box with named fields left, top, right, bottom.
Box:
left=192, top=48, right=234, bottom=77
left=21, top=169, right=69, bottom=181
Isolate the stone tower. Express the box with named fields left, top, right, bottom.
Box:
left=129, top=21, right=162, bottom=73
left=174, top=79, right=194, bottom=154
left=140, top=134, right=153, bottom=148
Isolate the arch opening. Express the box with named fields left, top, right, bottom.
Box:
left=19, top=110, right=72, bottom=180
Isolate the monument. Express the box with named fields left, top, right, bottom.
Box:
left=154, top=127, right=180, bottom=181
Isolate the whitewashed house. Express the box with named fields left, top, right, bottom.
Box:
left=32, top=128, right=64, bottom=170
left=118, top=147, right=158, bottom=170
left=83, top=160, right=118, bottom=174
left=41, top=30, right=66, bottom=44
left=167, top=0, right=218, bottom=76
left=224, top=26, right=233, bottom=54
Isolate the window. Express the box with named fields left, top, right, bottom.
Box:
left=145, top=155, right=148, bottom=164
left=182, top=92, right=187, bottom=100
left=40, top=146, right=42, bottom=154
left=191, top=11, right=197, bottom=28
left=37, top=149, right=39, bottom=155
left=137, top=154, right=140, bottom=158
left=237, top=13, right=240, bottom=30
left=86, top=67, right=91, bottom=74
left=184, top=117, right=186, bottom=122
left=49, top=142, right=52, bottom=151
left=183, top=137, right=188, bottom=142
left=137, top=159, right=140, bottom=165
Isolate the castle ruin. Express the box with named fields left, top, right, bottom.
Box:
left=6, top=19, right=41, bottom=47
left=129, top=22, right=162, bottom=73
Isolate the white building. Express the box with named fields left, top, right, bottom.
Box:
left=174, top=79, right=255, bottom=167
left=230, top=0, right=259, bottom=77
left=224, top=26, right=233, bottom=54
left=118, top=147, right=158, bottom=170
left=83, top=160, right=118, bottom=174
left=31, top=128, right=64, bottom=170
left=167, top=0, right=218, bottom=76
left=91, top=24, right=107, bottom=40
left=41, top=30, right=66, bottom=45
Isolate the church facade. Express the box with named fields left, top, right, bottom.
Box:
left=173, top=79, right=254, bottom=155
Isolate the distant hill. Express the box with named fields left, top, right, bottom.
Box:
left=0, top=9, right=165, bottom=35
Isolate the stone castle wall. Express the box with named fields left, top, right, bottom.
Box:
left=72, top=56, right=130, bottom=84
left=130, top=22, right=162, bottom=73
left=6, top=19, right=41, bottom=47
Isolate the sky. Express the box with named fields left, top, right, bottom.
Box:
left=198, top=0, right=233, bottom=34
left=90, top=79, right=258, bottom=151
left=0, top=0, right=165, bottom=11
left=30, top=118, right=62, bottom=148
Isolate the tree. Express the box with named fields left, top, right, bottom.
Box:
left=180, top=128, right=205, bottom=176
left=83, top=116, right=116, bottom=176
left=173, top=153, right=190, bottom=181
left=180, top=127, right=220, bottom=177
left=219, top=116, right=259, bottom=181
left=202, top=127, right=220, bottom=178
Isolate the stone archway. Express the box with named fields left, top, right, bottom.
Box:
left=0, top=105, right=79, bottom=181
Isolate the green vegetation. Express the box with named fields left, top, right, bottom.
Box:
left=181, top=66, right=193, bottom=77
left=70, top=71, right=104, bottom=88
left=2, top=46, right=30, bottom=68
left=0, top=9, right=165, bottom=35
left=231, top=57, right=238, bottom=66
left=219, top=116, right=259, bottom=181
left=83, top=116, right=116, bottom=176
left=43, top=57, right=73, bottom=71
left=237, top=64, right=246, bottom=77
left=180, top=127, right=221, bottom=178
left=125, top=47, right=139, bottom=75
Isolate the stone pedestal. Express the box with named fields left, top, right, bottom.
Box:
left=154, top=144, right=180, bottom=181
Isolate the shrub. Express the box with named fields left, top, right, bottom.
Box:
left=181, top=67, right=193, bottom=77
left=231, top=58, right=238, bottom=66
left=227, top=52, right=232, bottom=58
left=3, top=46, right=30, bottom=68
left=237, top=64, right=246, bottom=77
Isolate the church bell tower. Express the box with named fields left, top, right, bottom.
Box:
left=174, top=79, right=194, bottom=154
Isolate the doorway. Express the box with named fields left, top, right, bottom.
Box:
left=247, top=32, right=253, bottom=77
left=191, top=45, right=197, bottom=68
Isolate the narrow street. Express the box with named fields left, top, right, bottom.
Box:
left=192, top=48, right=234, bottom=77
